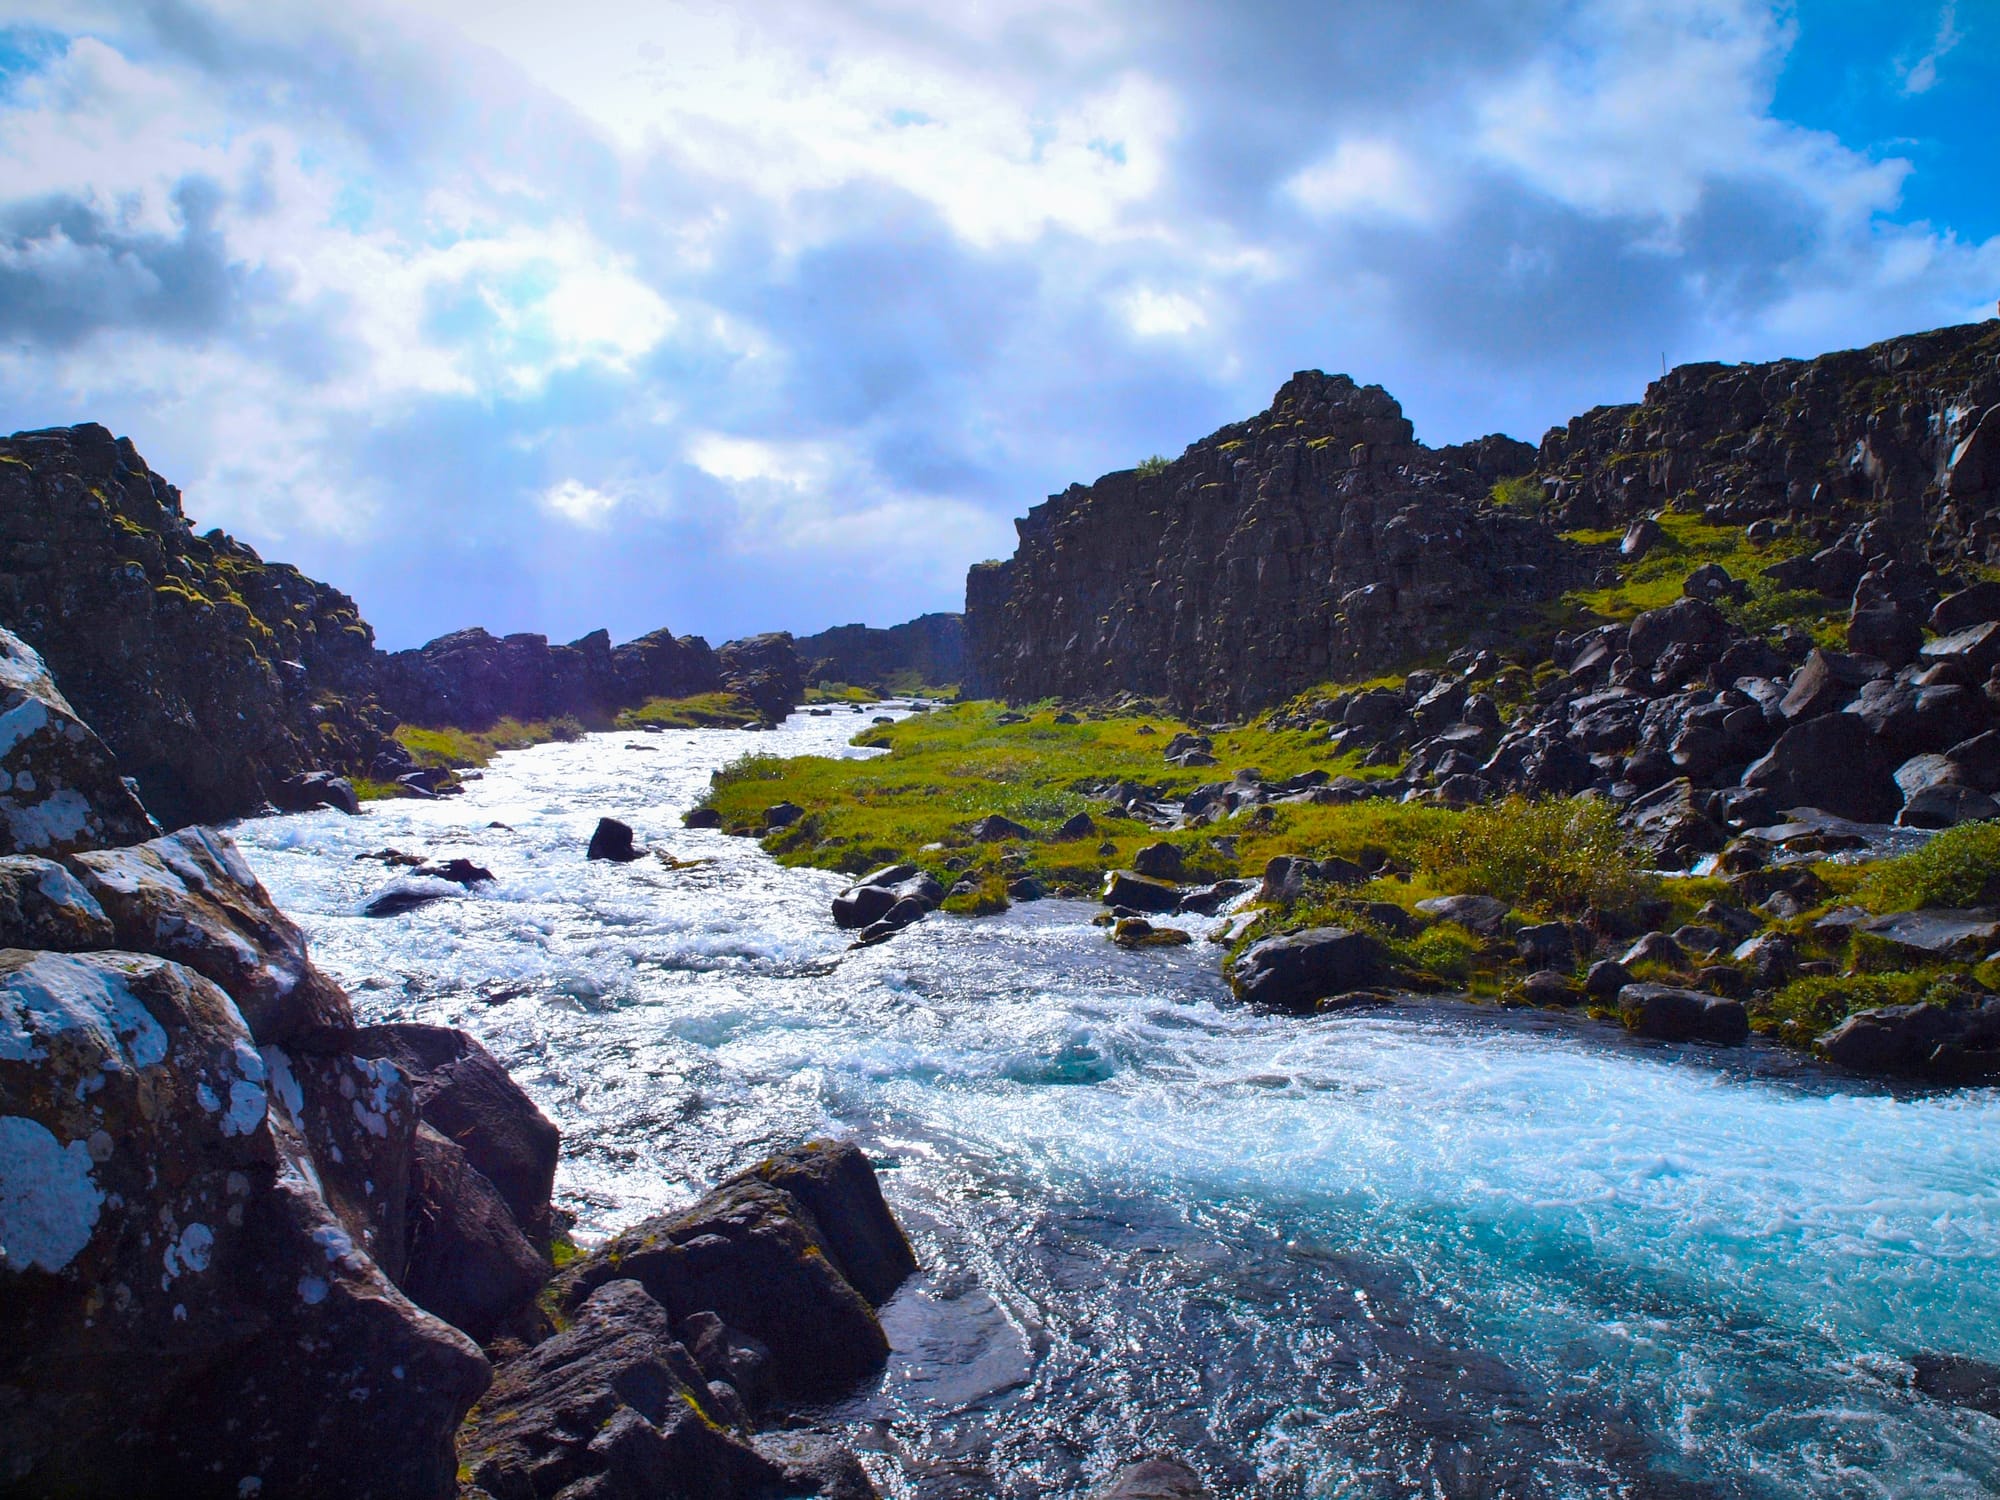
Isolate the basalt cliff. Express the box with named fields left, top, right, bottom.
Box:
left=965, top=322, right=2000, bottom=718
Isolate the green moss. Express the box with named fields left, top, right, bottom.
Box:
left=1489, top=475, right=1544, bottom=512
left=1135, top=454, right=1171, bottom=476
left=351, top=776, right=407, bottom=802
left=941, top=871, right=1012, bottom=915
left=1562, top=511, right=1812, bottom=624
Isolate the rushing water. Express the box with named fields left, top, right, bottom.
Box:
left=233, top=710, right=2000, bottom=1499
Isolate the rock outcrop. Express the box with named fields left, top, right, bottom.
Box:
left=0, top=423, right=408, bottom=826
left=373, top=624, right=723, bottom=731
left=0, top=627, right=157, bottom=855
left=797, top=613, right=965, bottom=693
left=964, top=372, right=1568, bottom=716
left=716, top=632, right=806, bottom=722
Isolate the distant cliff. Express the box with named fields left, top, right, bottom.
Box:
left=796, top=613, right=964, bottom=691
left=964, top=372, right=1562, bottom=717
left=374, top=625, right=724, bottom=728
left=0, top=423, right=406, bottom=826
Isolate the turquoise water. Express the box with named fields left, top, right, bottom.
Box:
left=237, top=713, right=2000, bottom=1497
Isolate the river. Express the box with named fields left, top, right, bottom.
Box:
left=233, top=708, right=2000, bottom=1498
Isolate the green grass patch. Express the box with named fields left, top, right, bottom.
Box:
left=617, top=692, right=762, bottom=729
left=941, top=871, right=1012, bottom=915
left=351, top=776, right=408, bottom=802
left=1561, top=511, right=1811, bottom=623
left=803, top=683, right=879, bottom=704
left=1754, top=969, right=1972, bottom=1043
left=393, top=715, right=588, bottom=770
left=1853, top=820, right=2000, bottom=913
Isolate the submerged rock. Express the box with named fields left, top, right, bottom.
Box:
left=1911, top=1353, right=2000, bottom=1418
left=1096, top=1458, right=1212, bottom=1499
left=1111, top=917, right=1194, bottom=948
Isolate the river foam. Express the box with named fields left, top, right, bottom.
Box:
left=235, top=710, right=2000, bottom=1498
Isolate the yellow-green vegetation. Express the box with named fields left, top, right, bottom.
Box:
left=351, top=776, right=408, bottom=802
left=617, top=692, right=761, bottom=729
left=1135, top=454, right=1171, bottom=477
left=1489, top=475, right=1544, bottom=511
left=1853, top=821, right=2000, bottom=913
left=803, top=683, right=879, bottom=704
left=1563, top=510, right=1810, bottom=621
left=1758, top=970, right=1978, bottom=1048
left=394, top=715, right=587, bottom=770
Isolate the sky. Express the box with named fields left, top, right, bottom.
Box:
left=0, top=1, right=1995, bottom=652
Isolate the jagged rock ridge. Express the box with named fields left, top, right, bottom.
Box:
left=0, top=424, right=406, bottom=827
left=964, top=371, right=1566, bottom=717
left=796, top=612, right=965, bottom=691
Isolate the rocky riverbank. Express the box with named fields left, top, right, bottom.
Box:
left=0, top=626, right=915, bottom=1498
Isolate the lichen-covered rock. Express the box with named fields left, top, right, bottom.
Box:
left=0, top=950, right=487, bottom=1498
left=67, top=825, right=353, bottom=1045
left=0, top=425, right=408, bottom=827
left=0, top=626, right=156, bottom=856
left=349, top=1023, right=560, bottom=1247
left=551, top=1141, right=911, bottom=1405
left=0, top=854, right=114, bottom=950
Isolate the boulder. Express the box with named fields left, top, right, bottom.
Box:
left=1056, top=811, right=1098, bottom=839
left=752, top=1431, right=882, bottom=1500
left=588, top=816, right=644, bottom=861
left=1899, top=784, right=2000, bottom=829
left=1617, top=983, right=1749, bottom=1044
left=1584, top=959, right=1632, bottom=999
left=1412, top=894, right=1511, bottom=935
left=272, top=770, right=362, bottom=816
left=730, top=1140, right=918, bottom=1308
left=349, top=1023, right=561, bottom=1247
left=0, top=854, right=114, bottom=950
left=1817, top=1002, right=1974, bottom=1076
left=551, top=1145, right=905, bottom=1403
left=765, top=801, right=805, bottom=830
left=1620, top=931, right=1688, bottom=968
left=1846, top=604, right=1922, bottom=670
left=0, top=626, right=157, bottom=856
left=1626, top=598, right=1728, bottom=670
left=1621, top=778, right=1726, bottom=862
left=1514, top=922, right=1575, bottom=970
left=67, top=825, right=354, bottom=1045
left=1111, top=917, right=1194, bottom=948
left=1096, top=1458, right=1212, bottom=1498
left=1131, top=841, right=1185, bottom=879
left=400, top=1123, right=550, bottom=1343
left=1227, top=927, right=1387, bottom=1012
left=968, top=813, right=1033, bottom=841
left=1856, top=908, right=2000, bottom=961
left=682, top=806, right=724, bottom=829
left=1921, top=620, right=2000, bottom=678
left=832, top=883, right=897, bottom=930
left=1102, top=869, right=1181, bottom=914
left=1742, top=713, right=1899, bottom=823
left=459, top=1279, right=789, bottom=1500
left=1778, top=649, right=1883, bottom=721
left=1911, top=1353, right=2000, bottom=1418
left=1518, top=969, right=1581, bottom=1006
left=1928, top=581, right=2000, bottom=636
left=0, top=950, right=488, bottom=1497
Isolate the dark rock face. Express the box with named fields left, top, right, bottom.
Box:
left=0, top=626, right=158, bottom=856
left=1817, top=999, right=2000, bottom=1079
left=400, top=1123, right=550, bottom=1344
left=551, top=1141, right=912, bottom=1404
left=1911, top=1353, right=2000, bottom=1417
left=1617, top=984, right=1750, bottom=1044
left=349, top=1023, right=561, bottom=1247
left=716, top=632, right=806, bottom=722
left=1743, top=713, right=1900, bottom=822
left=374, top=624, right=723, bottom=731
left=965, top=372, right=1568, bottom=716
left=0, top=424, right=406, bottom=827
left=587, top=816, right=644, bottom=862
left=797, top=613, right=965, bottom=692
left=459, top=1279, right=791, bottom=1500
left=1227, top=927, right=1387, bottom=1012
left=0, top=950, right=489, bottom=1498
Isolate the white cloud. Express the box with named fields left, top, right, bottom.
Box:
left=1901, top=2, right=1962, bottom=95
left=540, top=478, right=623, bottom=527
left=1285, top=138, right=1442, bottom=225
left=1119, top=287, right=1206, bottom=337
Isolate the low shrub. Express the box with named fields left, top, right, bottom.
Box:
left=1854, top=820, right=2000, bottom=913
left=1410, top=796, right=1652, bottom=917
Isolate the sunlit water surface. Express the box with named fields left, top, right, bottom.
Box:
left=233, top=711, right=2000, bottom=1498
